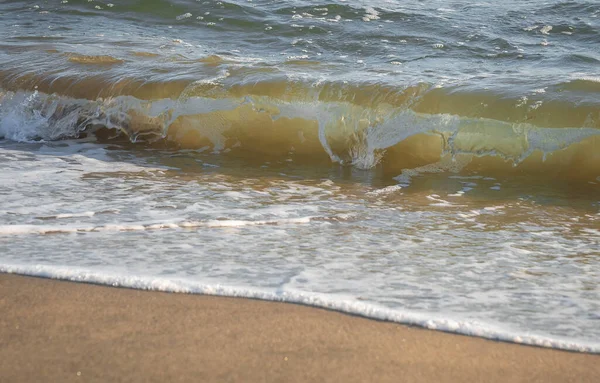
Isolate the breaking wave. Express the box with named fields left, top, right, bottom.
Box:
left=1, top=78, right=599, bottom=181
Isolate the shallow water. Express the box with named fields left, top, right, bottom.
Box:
left=0, top=1, right=599, bottom=352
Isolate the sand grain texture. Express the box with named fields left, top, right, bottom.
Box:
left=1, top=273, right=598, bottom=383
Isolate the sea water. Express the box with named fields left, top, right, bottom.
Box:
left=0, top=0, right=599, bottom=352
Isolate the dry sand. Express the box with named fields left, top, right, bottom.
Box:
left=1, top=273, right=598, bottom=383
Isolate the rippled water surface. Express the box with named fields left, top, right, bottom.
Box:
left=0, top=1, right=599, bottom=351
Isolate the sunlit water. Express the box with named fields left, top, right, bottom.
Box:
left=0, top=1, right=599, bottom=352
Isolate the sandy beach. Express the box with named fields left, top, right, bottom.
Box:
left=1, top=273, right=598, bottom=383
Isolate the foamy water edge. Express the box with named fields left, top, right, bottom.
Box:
left=2, top=264, right=598, bottom=354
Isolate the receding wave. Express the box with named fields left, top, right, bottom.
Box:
left=1, top=264, right=599, bottom=354
left=1, top=79, right=599, bottom=182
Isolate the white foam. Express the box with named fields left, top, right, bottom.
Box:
left=55, top=212, right=96, bottom=219
left=426, top=194, right=454, bottom=207
left=176, top=13, right=192, bottom=20
left=366, top=185, right=402, bottom=196
left=0, top=217, right=315, bottom=236
left=483, top=206, right=505, bottom=211
left=362, top=7, right=380, bottom=22
left=1, top=264, right=597, bottom=354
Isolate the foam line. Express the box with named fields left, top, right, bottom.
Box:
left=0, top=217, right=315, bottom=236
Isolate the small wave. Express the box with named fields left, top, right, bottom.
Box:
left=560, top=78, right=600, bottom=93
left=36, top=212, right=96, bottom=220
left=1, top=264, right=598, bottom=354
left=65, top=53, right=125, bottom=65
left=1, top=84, right=599, bottom=181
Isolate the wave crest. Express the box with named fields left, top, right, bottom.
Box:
left=1, top=86, right=599, bottom=181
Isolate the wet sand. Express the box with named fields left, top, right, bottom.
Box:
left=1, top=273, right=598, bottom=383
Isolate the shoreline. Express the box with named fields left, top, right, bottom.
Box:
left=1, top=273, right=599, bottom=382
left=3, top=266, right=596, bottom=353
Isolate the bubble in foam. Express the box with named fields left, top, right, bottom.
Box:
left=176, top=13, right=193, bottom=21
left=362, top=7, right=380, bottom=22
